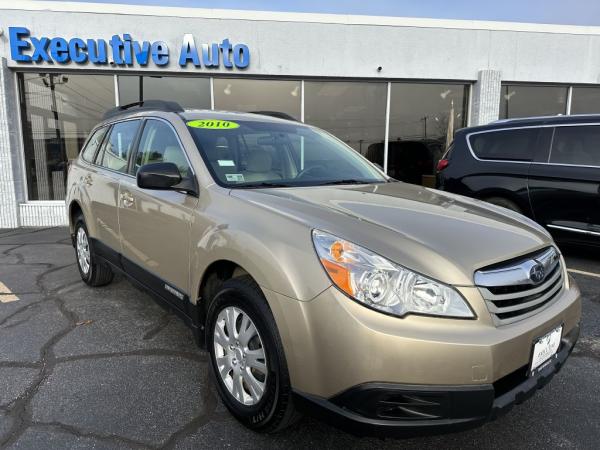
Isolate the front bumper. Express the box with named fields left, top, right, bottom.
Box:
left=293, top=324, right=579, bottom=437
left=264, top=280, right=581, bottom=398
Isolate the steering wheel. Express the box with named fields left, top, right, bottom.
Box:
left=296, top=165, right=328, bottom=179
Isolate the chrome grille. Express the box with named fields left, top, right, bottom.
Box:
left=475, top=247, right=564, bottom=326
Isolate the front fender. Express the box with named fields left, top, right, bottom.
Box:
left=190, top=199, right=331, bottom=303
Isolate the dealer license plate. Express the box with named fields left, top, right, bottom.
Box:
left=530, top=325, right=563, bottom=375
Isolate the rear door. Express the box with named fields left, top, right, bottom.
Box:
left=528, top=124, right=600, bottom=238
left=464, top=127, right=538, bottom=213
left=85, top=119, right=141, bottom=263
left=118, top=118, right=199, bottom=308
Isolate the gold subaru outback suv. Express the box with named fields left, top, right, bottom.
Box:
left=66, top=100, right=580, bottom=436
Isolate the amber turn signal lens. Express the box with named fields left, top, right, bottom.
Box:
left=320, top=258, right=353, bottom=296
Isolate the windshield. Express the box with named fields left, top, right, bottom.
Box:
left=185, top=118, right=387, bottom=188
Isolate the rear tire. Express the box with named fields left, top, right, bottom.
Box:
left=73, top=214, right=114, bottom=287
left=206, top=275, right=300, bottom=433
left=484, top=196, right=522, bottom=213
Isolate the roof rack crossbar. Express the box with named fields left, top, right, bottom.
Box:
left=103, top=100, right=184, bottom=120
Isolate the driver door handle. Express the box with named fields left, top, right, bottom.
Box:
left=120, top=192, right=135, bottom=208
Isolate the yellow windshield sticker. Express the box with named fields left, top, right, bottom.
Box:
left=186, top=119, right=240, bottom=129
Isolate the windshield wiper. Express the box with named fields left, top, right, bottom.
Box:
left=234, top=182, right=292, bottom=189
left=316, top=179, right=374, bottom=186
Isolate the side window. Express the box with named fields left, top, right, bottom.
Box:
left=469, top=128, right=538, bottom=161
left=97, top=120, right=140, bottom=173
left=550, top=126, right=600, bottom=167
left=81, top=127, right=107, bottom=163
left=134, top=120, right=191, bottom=177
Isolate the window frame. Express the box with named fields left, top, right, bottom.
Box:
left=466, top=122, right=600, bottom=167
left=499, top=83, right=569, bottom=120
left=130, top=117, right=198, bottom=184
left=92, top=118, right=143, bottom=178
left=80, top=125, right=109, bottom=164
left=466, top=126, right=540, bottom=163
left=547, top=124, right=600, bottom=169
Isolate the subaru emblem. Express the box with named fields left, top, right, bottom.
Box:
left=529, top=263, right=545, bottom=284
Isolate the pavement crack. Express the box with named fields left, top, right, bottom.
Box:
left=0, top=361, right=41, bottom=369
left=160, top=365, right=219, bottom=450
left=54, top=349, right=208, bottom=364
left=143, top=312, right=172, bottom=340
left=0, top=302, right=44, bottom=328
left=30, top=422, right=154, bottom=449
left=1, top=316, right=34, bottom=330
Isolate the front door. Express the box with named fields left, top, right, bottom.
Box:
left=118, top=118, right=199, bottom=308
left=529, top=124, right=600, bottom=241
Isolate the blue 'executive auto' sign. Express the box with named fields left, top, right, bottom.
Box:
left=8, top=27, right=250, bottom=69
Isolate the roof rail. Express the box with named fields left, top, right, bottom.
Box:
left=249, top=111, right=298, bottom=121
left=103, top=100, right=184, bottom=120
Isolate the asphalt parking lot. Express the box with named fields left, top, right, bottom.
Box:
left=0, top=227, right=598, bottom=449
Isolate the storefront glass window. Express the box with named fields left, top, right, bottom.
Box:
left=213, top=79, right=302, bottom=120
left=303, top=81, right=387, bottom=167
left=570, top=87, right=600, bottom=115
left=499, top=84, right=568, bottom=119
left=118, top=75, right=211, bottom=109
left=387, top=83, right=468, bottom=186
left=18, top=73, right=115, bottom=201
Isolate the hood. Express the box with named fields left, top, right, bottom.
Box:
left=231, top=182, right=553, bottom=286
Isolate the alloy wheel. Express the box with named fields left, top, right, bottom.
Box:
left=76, top=227, right=91, bottom=275
left=213, top=306, right=268, bottom=406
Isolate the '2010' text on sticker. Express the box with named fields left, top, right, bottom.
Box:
left=187, top=120, right=240, bottom=129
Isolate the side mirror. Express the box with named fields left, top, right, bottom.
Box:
left=137, top=162, right=182, bottom=190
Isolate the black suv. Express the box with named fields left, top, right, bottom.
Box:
left=437, top=114, right=600, bottom=245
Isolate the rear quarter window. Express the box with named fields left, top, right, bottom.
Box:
left=80, top=127, right=108, bottom=163
left=469, top=128, right=538, bottom=161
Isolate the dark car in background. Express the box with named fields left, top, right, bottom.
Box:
left=437, top=114, right=600, bottom=246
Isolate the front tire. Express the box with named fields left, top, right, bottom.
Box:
left=73, top=214, right=114, bottom=287
left=206, top=276, right=299, bottom=432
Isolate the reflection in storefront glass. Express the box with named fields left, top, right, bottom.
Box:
left=499, top=84, right=567, bottom=119
left=387, top=83, right=468, bottom=186
left=18, top=73, right=115, bottom=201
left=570, top=87, right=600, bottom=115
left=118, top=75, right=211, bottom=109
left=304, top=81, right=387, bottom=168
left=214, top=78, right=302, bottom=120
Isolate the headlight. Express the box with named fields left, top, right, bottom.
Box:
left=312, top=230, right=474, bottom=319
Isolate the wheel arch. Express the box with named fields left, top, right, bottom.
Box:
left=68, top=200, right=84, bottom=241
left=474, top=188, right=531, bottom=216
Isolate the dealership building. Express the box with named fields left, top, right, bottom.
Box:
left=1, top=0, right=600, bottom=227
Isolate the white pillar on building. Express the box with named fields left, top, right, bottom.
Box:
left=0, top=57, right=21, bottom=228
left=470, top=69, right=502, bottom=126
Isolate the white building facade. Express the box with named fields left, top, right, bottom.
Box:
left=2, top=0, right=600, bottom=227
